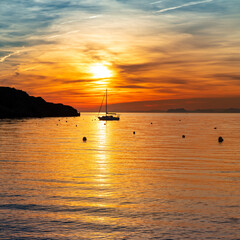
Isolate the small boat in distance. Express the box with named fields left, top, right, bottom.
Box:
left=98, top=89, right=120, bottom=121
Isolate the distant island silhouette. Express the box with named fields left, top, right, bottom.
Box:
left=0, top=87, right=80, bottom=118
left=167, top=108, right=187, bottom=113
left=166, top=108, right=240, bottom=113
left=110, top=108, right=240, bottom=113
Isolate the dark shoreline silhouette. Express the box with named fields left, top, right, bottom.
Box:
left=0, top=87, right=80, bottom=119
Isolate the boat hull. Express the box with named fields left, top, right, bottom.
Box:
left=98, top=116, right=119, bottom=121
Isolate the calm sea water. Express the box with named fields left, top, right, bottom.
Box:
left=0, top=113, right=240, bottom=240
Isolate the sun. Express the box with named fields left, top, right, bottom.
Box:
left=90, top=63, right=112, bottom=79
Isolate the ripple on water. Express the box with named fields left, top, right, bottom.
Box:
left=0, top=113, right=240, bottom=239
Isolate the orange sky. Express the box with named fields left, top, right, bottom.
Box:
left=0, top=0, right=240, bottom=111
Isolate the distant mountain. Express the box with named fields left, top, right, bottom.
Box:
left=193, top=108, right=240, bottom=113
left=0, top=87, right=80, bottom=118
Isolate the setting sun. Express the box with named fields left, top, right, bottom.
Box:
left=90, top=63, right=112, bottom=79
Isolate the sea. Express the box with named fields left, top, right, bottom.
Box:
left=0, top=113, right=239, bottom=240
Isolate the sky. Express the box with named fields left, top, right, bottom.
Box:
left=0, top=0, right=240, bottom=111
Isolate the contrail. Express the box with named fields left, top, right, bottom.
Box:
left=22, top=66, right=39, bottom=72
left=48, top=30, right=81, bottom=39
left=156, top=0, right=213, bottom=13
left=60, top=20, right=75, bottom=25
left=60, top=15, right=102, bottom=25
left=0, top=50, right=21, bottom=63
left=150, top=1, right=163, bottom=4
left=88, top=15, right=101, bottom=19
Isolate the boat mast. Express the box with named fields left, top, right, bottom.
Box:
left=106, top=89, right=107, bottom=115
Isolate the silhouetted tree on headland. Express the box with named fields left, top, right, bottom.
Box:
left=0, top=87, right=80, bottom=118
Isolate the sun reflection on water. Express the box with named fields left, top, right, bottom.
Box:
left=94, top=121, right=111, bottom=196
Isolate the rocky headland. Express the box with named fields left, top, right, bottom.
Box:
left=0, top=87, right=80, bottom=118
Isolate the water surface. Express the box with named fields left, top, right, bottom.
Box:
left=0, top=113, right=240, bottom=239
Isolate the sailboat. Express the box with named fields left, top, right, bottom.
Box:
left=98, top=89, right=120, bottom=121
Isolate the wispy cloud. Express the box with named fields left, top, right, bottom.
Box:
left=156, top=0, right=214, bottom=13
left=60, top=15, right=102, bottom=25
left=150, top=1, right=163, bottom=5
left=0, top=0, right=240, bottom=109
left=0, top=50, right=22, bottom=63
left=47, top=30, right=81, bottom=39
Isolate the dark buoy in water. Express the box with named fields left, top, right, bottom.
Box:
left=218, top=136, right=224, bottom=143
left=214, top=127, right=217, bottom=129
left=133, top=131, right=135, bottom=135
left=151, top=122, right=152, bottom=125
left=83, top=137, right=87, bottom=142
left=182, top=135, right=185, bottom=138
left=76, top=125, right=77, bottom=127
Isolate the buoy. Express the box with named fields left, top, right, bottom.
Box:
left=214, top=127, right=217, bottom=129
left=83, top=137, right=87, bottom=142
left=218, top=136, right=224, bottom=143
left=66, top=121, right=68, bottom=123
left=76, top=125, right=77, bottom=127
left=182, top=135, right=185, bottom=138
left=133, top=131, right=135, bottom=134
left=151, top=122, right=152, bottom=124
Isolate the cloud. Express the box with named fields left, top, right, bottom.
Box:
left=0, top=51, right=12, bottom=57
left=0, top=0, right=240, bottom=110
left=114, top=84, right=147, bottom=89
left=212, top=73, right=240, bottom=81
left=150, top=1, right=163, bottom=5
left=115, top=62, right=160, bottom=74
left=0, top=39, right=55, bottom=48
left=108, top=96, right=240, bottom=112
left=156, top=0, right=214, bottom=13
left=0, top=50, right=22, bottom=63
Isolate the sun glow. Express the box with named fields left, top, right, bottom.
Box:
left=90, top=63, right=113, bottom=79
